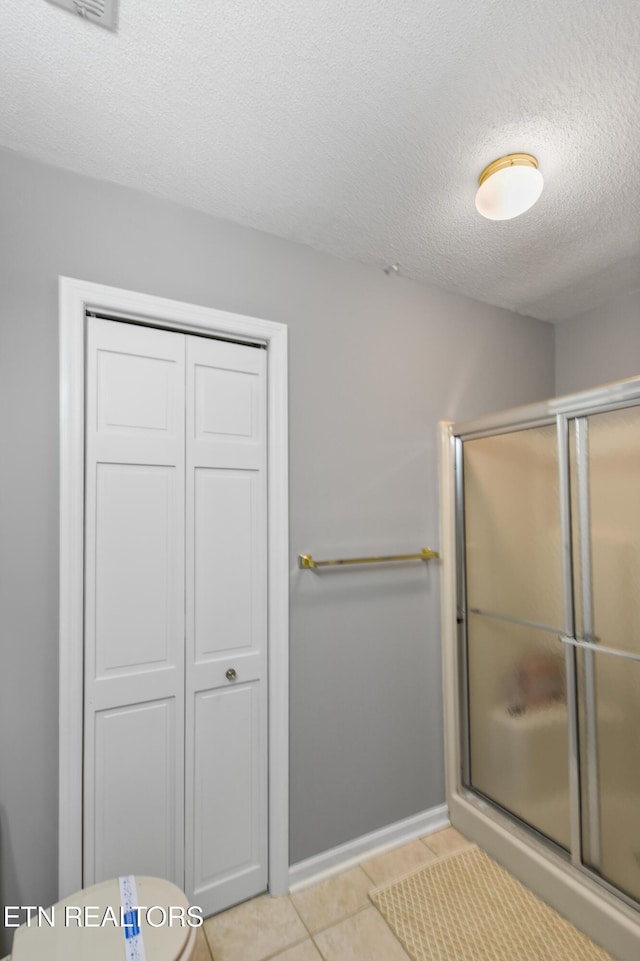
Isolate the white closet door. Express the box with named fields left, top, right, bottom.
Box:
left=84, top=317, right=186, bottom=886
left=184, top=336, right=268, bottom=915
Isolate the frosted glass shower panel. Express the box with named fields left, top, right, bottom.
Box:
left=576, top=405, right=640, bottom=900
left=467, top=613, right=571, bottom=849
left=578, top=649, right=640, bottom=902
left=586, top=406, right=640, bottom=655
left=463, top=426, right=563, bottom=627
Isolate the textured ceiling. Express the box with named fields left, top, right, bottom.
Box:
left=2, top=1, right=639, bottom=321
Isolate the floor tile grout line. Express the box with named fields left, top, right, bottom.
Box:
left=420, top=828, right=474, bottom=859
left=288, top=867, right=377, bottom=937
left=368, top=894, right=414, bottom=960
left=202, top=893, right=310, bottom=961
left=248, top=892, right=314, bottom=961
left=360, top=852, right=441, bottom=887
left=420, top=836, right=439, bottom=856
left=202, top=923, right=215, bottom=960
left=206, top=928, right=311, bottom=961
left=359, top=861, right=377, bottom=884
left=311, top=903, right=413, bottom=961
left=258, top=931, right=314, bottom=961
left=309, top=905, right=374, bottom=959
left=310, top=901, right=375, bottom=937
left=287, top=891, right=315, bottom=940
left=310, top=928, right=328, bottom=961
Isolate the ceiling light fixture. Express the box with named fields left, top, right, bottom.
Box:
left=475, top=153, right=543, bottom=221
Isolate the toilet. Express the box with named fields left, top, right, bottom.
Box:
left=10, top=876, right=198, bottom=961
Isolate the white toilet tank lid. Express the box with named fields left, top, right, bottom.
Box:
left=11, top=876, right=196, bottom=961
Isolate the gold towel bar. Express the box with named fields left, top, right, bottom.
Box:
left=298, top=548, right=440, bottom=570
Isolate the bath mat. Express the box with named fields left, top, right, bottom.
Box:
left=370, top=845, right=615, bottom=961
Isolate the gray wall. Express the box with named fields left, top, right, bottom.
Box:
left=555, top=290, right=640, bottom=394
left=0, top=146, right=554, bottom=951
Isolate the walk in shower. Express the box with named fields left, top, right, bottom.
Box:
left=441, top=377, right=640, bottom=961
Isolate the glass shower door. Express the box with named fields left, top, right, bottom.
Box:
left=462, top=425, right=571, bottom=849
left=569, top=406, right=640, bottom=901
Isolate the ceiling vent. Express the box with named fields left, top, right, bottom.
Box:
left=46, top=0, right=118, bottom=31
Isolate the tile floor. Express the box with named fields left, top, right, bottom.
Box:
left=199, top=826, right=472, bottom=961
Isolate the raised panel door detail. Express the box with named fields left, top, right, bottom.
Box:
left=84, top=317, right=185, bottom=890
left=92, top=699, right=177, bottom=882
left=194, top=365, right=257, bottom=440
left=194, top=469, right=255, bottom=660
left=94, top=464, right=177, bottom=677
left=97, top=349, right=175, bottom=434
left=185, top=334, right=267, bottom=914
left=192, top=685, right=263, bottom=896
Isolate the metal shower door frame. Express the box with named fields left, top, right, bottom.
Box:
left=451, top=376, right=640, bottom=911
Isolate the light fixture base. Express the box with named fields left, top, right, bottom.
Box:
left=478, top=153, right=538, bottom=188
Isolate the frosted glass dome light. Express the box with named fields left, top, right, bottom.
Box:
left=475, top=153, right=543, bottom=221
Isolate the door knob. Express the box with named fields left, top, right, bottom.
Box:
left=225, top=668, right=237, bottom=681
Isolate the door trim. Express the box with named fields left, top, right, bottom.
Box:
left=59, top=276, right=289, bottom=900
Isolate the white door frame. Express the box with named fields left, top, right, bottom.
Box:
left=58, top=276, right=289, bottom=901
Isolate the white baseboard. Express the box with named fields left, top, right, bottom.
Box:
left=288, top=803, right=449, bottom=892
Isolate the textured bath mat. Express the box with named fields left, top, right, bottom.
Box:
left=370, top=845, right=615, bottom=961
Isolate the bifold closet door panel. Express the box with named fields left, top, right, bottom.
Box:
left=184, top=335, right=268, bottom=915
left=84, top=317, right=186, bottom=886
